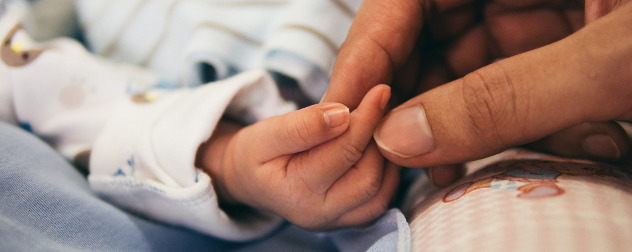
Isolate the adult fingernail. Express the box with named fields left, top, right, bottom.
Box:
left=374, top=105, right=434, bottom=158
left=323, top=104, right=350, bottom=128
left=582, top=134, right=621, bottom=160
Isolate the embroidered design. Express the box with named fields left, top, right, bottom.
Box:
left=114, top=155, right=136, bottom=176
left=113, top=168, right=126, bottom=176
left=443, top=160, right=614, bottom=202
left=18, top=122, right=32, bottom=132
left=130, top=92, right=159, bottom=103
left=1, top=24, right=44, bottom=67
left=127, top=80, right=178, bottom=103
left=58, top=77, right=92, bottom=109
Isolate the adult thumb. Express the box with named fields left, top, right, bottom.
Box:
left=373, top=4, right=632, bottom=168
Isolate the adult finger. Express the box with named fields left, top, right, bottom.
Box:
left=585, top=0, right=630, bottom=23
left=528, top=122, right=630, bottom=161
left=247, top=102, right=350, bottom=162
left=373, top=3, right=632, bottom=168
left=485, top=3, right=582, bottom=57
left=323, top=0, right=470, bottom=108
left=428, top=164, right=466, bottom=187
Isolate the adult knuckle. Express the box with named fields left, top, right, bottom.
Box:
left=460, top=64, right=521, bottom=148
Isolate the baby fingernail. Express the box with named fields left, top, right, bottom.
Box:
left=582, top=134, right=621, bottom=160
left=323, top=104, right=350, bottom=128
left=374, top=105, right=434, bottom=158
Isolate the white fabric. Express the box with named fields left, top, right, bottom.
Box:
left=75, top=0, right=362, bottom=102
left=0, top=4, right=157, bottom=159
left=19, top=0, right=78, bottom=40
left=90, top=71, right=289, bottom=240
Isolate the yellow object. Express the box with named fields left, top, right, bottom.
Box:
left=10, top=41, right=23, bottom=53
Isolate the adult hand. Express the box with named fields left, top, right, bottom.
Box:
left=373, top=2, right=632, bottom=172
left=324, top=0, right=632, bottom=185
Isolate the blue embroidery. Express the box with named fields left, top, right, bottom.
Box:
left=127, top=156, right=134, bottom=167
left=114, top=168, right=125, bottom=176
left=19, top=122, right=33, bottom=132
left=127, top=155, right=135, bottom=175
left=114, top=155, right=136, bottom=176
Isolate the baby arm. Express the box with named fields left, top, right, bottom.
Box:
left=196, top=85, right=400, bottom=230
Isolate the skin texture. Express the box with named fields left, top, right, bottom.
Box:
left=323, top=0, right=632, bottom=185
left=196, top=85, right=401, bottom=231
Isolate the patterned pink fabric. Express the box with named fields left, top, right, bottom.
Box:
left=405, top=149, right=632, bottom=251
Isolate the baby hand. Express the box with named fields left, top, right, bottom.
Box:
left=197, top=85, right=399, bottom=230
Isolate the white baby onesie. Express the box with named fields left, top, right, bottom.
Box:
left=75, top=0, right=363, bottom=102
left=0, top=3, right=294, bottom=241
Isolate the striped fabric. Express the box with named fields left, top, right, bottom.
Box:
left=76, top=0, right=362, bottom=102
